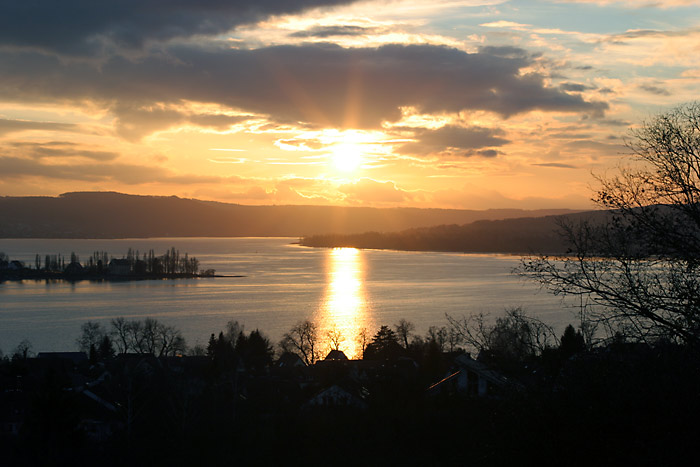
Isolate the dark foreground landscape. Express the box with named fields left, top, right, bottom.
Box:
left=1, top=313, right=698, bottom=466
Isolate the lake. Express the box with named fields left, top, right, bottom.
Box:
left=0, top=237, right=577, bottom=358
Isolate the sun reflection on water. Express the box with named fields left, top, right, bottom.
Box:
left=316, top=247, right=370, bottom=359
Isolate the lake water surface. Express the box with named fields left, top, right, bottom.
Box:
left=0, top=237, right=577, bottom=358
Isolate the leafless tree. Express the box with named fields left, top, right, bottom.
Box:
left=76, top=321, right=106, bottom=353
left=109, top=317, right=186, bottom=356
left=520, top=103, right=700, bottom=346
left=356, top=327, right=370, bottom=359
left=425, top=325, right=448, bottom=351
left=279, top=320, right=319, bottom=365
left=326, top=327, right=344, bottom=352
left=13, top=339, right=33, bottom=360
left=394, top=319, right=415, bottom=349
left=446, top=307, right=556, bottom=358
left=111, top=317, right=131, bottom=354
left=155, top=323, right=186, bottom=357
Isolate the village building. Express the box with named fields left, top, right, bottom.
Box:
left=108, top=258, right=131, bottom=275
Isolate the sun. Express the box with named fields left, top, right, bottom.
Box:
left=331, top=142, right=363, bottom=173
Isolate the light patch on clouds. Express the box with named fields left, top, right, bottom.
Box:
left=339, top=177, right=414, bottom=204
left=480, top=20, right=530, bottom=29
left=555, top=0, right=697, bottom=7
left=595, top=28, right=700, bottom=68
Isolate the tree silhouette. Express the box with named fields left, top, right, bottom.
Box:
left=238, top=329, right=274, bottom=371
left=326, top=327, right=344, bottom=352
left=394, top=319, right=415, bottom=349
left=279, top=320, right=319, bottom=365
left=521, top=103, right=700, bottom=345
left=107, top=317, right=186, bottom=356
left=364, top=325, right=404, bottom=360
left=559, top=324, right=585, bottom=358
left=13, top=339, right=33, bottom=360
left=76, top=321, right=106, bottom=354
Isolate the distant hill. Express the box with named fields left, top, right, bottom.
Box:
left=301, top=210, right=609, bottom=255
left=0, top=191, right=581, bottom=239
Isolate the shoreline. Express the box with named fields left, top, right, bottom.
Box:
left=0, top=271, right=244, bottom=282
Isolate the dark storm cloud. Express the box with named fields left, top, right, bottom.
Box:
left=0, top=0, right=358, bottom=56
left=0, top=43, right=607, bottom=130
left=399, top=125, right=509, bottom=158
left=289, top=25, right=380, bottom=38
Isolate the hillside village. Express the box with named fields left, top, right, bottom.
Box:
left=1, top=316, right=697, bottom=465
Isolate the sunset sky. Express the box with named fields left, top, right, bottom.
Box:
left=1, top=0, right=699, bottom=210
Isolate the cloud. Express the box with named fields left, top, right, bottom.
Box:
left=596, top=27, right=700, bottom=68
left=0, top=0, right=359, bottom=56
left=10, top=141, right=120, bottom=161
left=0, top=43, right=607, bottom=133
left=533, top=162, right=578, bottom=168
left=638, top=84, right=671, bottom=96
left=480, top=21, right=530, bottom=29
left=559, top=82, right=594, bottom=92
left=289, top=25, right=380, bottom=38
left=339, top=178, right=411, bottom=204
left=431, top=185, right=594, bottom=210
left=0, top=155, right=167, bottom=184
left=476, top=149, right=501, bottom=157
left=398, top=125, right=509, bottom=158
left=111, top=104, right=252, bottom=140
left=0, top=118, right=77, bottom=136
left=556, top=0, right=696, bottom=7
left=0, top=142, right=237, bottom=185
left=563, top=139, right=625, bottom=157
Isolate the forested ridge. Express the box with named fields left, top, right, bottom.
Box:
left=302, top=209, right=609, bottom=255
left=0, top=191, right=578, bottom=238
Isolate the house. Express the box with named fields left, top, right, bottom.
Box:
left=37, top=352, right=88, bottom=365
left=324, top=350, right=349, bottom=361
left=7, top=260, right=24, bottom=271
left=304, top=384, right=368, bottom=410
left=0, top=385, right=27, bottom=437
left=108, top=258, right=131, bottom=275
left=427, top=354, right=515, bottom=398
left=63, top=261, right=85, bottom=276
left=276, top=352, right=306, bottom=369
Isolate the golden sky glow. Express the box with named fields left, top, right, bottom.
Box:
left=1, top=0, right=699, bottom=209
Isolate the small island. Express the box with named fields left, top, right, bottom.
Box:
left=0, top=247, right=228, bottom=282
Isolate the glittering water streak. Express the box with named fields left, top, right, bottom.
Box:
left=315, top=248, right=370, bottom=359
left=0, top=238, right=576, bottom=354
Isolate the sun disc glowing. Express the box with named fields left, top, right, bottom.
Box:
left=331, top=143, right=363, bottom=172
